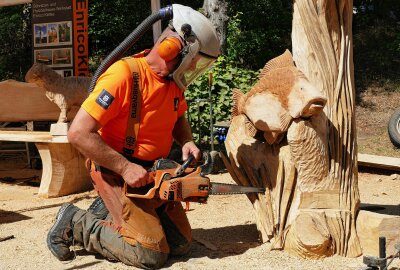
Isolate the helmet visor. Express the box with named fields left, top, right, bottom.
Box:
left=176, top=54, right=216, bottom=88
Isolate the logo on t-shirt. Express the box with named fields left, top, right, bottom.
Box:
left=174, top=97, right=179, bottom=111
left=96, top=89, right=115, bottom=109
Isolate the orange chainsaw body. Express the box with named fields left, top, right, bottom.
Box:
left=124, top=167, right=211, bottom=203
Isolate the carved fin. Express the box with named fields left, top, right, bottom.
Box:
left=258, top=50, right=294, bottom=79
left=244, top=117, right=257, bottom=137
left=279, top=111, right=293, bottom=131
left=231, top=88, right=245, bottom=118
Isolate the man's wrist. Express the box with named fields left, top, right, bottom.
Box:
left=180, top=139, right=193, bottom=146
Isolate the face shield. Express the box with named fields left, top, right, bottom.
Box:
left=172, top=40, right=217, bottom=90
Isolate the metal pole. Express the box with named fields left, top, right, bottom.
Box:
left=208, top=72, right=214, bottom=151
left=196, top=99, right=201, bottom=145
left=379, top=236, right=386, bottom=270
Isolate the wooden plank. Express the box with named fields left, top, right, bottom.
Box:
left=358, top=153, right=400, bottom=171
left=0, top=130, right=68, bottom=143
left=0, top=0, right=31, bottom=6
left=0, top=80, right=78, bottom=122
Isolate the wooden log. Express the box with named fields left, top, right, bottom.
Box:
left=0, top=80, right=78, bottom=122
left=357, top=210, right=400, bottom=256
left=290, top=0, right=361, bottom=258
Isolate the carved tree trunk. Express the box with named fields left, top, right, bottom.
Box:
left=289, top=0, right=361, bottom=257
left=222, top=0, right=362, bottom=259
left=202, top=0, right=227, bottom=53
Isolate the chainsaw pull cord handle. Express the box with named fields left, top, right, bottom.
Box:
left=175, top=154, right=195, bottom=177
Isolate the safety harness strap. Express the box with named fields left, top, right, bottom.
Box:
left=121, top=57, right=142, bottom=158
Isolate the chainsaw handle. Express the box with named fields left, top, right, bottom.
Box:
left=175, top=154, right=195, bottom=176
left=124, top=171, right=165, bottom=199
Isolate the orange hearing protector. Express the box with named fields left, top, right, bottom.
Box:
left=157, top=36, right=182, bottom=62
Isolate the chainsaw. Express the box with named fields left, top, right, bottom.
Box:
left=124, top=153, right=265, bottom=203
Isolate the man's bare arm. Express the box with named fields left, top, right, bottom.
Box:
left=172, top=115, right=201, bottom=160
left=67, top=108, right=151, bottom=187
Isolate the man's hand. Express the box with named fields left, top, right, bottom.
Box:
left=182, top=141, right=201, bottom=161
left=121, top=163, right=153, bottom=188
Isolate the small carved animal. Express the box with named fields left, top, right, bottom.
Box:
left=25, top=63, right=91, bottom=122
left=231, top=50, right=327, bottom=144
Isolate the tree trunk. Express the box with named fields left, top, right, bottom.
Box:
left=290, top=0, right=361, bottom=257
left=202, top=0, right=227, bottom=53
left=222, top=0, right=362, bottom=259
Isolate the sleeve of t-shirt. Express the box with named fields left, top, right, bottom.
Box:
left=81, top=60, right=131, bottom=126
left=177, top=91, right=188, bottom=118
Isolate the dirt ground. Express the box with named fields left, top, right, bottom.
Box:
left=0, top=89, right=399, bottom=270
left=0, top=163, right=399, bottom=270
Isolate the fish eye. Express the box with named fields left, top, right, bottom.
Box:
left=300, top=87, right=304, bottom=91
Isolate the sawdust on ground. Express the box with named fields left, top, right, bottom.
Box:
left=0, top=159, right=399, bottom=270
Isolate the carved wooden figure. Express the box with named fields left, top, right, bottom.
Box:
left=223, top=0, right=362, bottom=259
left=25, top=63, right=90, bottom=123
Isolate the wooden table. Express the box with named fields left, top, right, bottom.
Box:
left=0, top=130, right=92, bottom=198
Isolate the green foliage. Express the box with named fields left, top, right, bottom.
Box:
left=88, top=0, right=204, bottom=73
left=0, top=4, right=31, bottom=81
left=226, top=0, right=292, bottom=70
left=185, top=55, right=259, bottom=143
left=353, top=0, right=400, bottom=92
left=87, top=0, right=155, bottom=73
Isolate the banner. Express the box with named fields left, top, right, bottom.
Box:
left=31, top=0, right=88, bottom=77
left=72, top=0, right=88, bottom=77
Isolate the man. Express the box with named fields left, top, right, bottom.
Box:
left=46, top=4, right=220, bottom=269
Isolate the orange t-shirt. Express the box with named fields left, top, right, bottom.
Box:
left=81, top=56, right=188, bottom=161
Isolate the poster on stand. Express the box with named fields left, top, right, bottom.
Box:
left=32, top=0, right=88, bottom=77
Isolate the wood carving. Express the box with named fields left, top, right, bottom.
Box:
left=0, top=80, right=74, bottom=122
left=25, top=63, right=90, bottom=123
left=223, top=0, right=363, bottom=259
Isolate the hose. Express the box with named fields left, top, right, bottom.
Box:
left=88, top=6, right=173, bottom=93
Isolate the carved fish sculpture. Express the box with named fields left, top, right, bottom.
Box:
left=231, top=50, right=327, bottom=144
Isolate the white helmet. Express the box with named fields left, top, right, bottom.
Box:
left=170, top=4, right=221, bottom=90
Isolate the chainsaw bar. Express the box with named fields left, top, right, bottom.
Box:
left=210, top=182, right=265, bottom=195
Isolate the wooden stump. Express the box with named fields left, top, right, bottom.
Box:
left=223, top=0, right=362, bottom=258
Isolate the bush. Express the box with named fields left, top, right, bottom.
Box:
left=185, top=55, right=259, bottom=143
left=0, top=4, right=31, bottom=81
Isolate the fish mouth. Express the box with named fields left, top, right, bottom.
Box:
left=301, top=97, right=327, bottom=117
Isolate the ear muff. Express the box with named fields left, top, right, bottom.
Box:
left=157, top=37, right=182, bottom=62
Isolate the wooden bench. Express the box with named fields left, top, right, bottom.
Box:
left=0, top=130, right=92, bottom=198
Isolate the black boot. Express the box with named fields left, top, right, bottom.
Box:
left=47, top=203, right=80, bottom=261
left=87, top=196, right=109, bottom=219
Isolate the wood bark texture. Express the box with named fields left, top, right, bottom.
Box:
left=202, top=0, right=227, bottom=53
left=223, top=0, right=362, bottom=259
